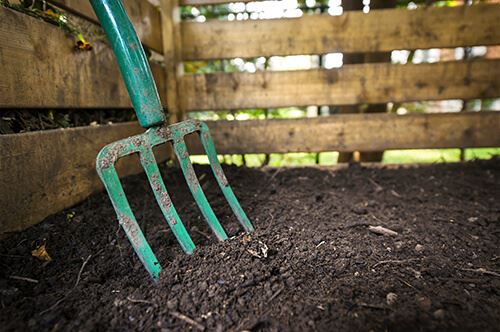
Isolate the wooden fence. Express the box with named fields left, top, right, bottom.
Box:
left=1, top=1, right=499, bottom=236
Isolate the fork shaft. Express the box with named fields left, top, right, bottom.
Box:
left=90, top=0, right=165, bottom=128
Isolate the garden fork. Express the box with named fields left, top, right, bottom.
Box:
left=90, top=0, right=254, bottom=281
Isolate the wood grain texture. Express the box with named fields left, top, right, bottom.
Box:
left=199, top=112, right=500, bottom=154
left=179, top=0, right=487, bottom=4
left=0, top=7, right=166, bottom=108
left=179, top=59, right=500, bottom=111
left=181, top=4, right=500, bottom=60
left=2, top=111, right=498, bottom=235
left=47, top=0, right=163, bottom=53
left=179, top=0, right=252, bottom=5
left=161, top=0, right=185, bottom=123
left=0, top=123, right=169, bottom=236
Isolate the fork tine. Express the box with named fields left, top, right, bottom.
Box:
left=172, top=140, right=229, bottom=242
left=199, top=123, right=254, bottom=232
left=139, top=147, right=196, bottom=254
left=97, top=162, right=161, bottom=280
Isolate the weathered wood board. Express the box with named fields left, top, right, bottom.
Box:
left=47, top=0, right=163, bottom=53
left=179, top=0, right=264, bottom=5
left=0, top=7, right=166, bottom=108
left=180, top=59, right=500, bottom=111
left=201, top=112, right=500, bottom=154
left=181, top=4, right=500, bottom=60
left=2, top=111, right=499, bottom=236
left=0, top=123, right=168, bottom=237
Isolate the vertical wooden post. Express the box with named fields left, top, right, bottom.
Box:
left=338, top=0, right=365, bottom=163
left=160, top=0, right=184, bottom=124
left=358, top=0, right=395, bottom=162
left=339, top=0, right=395, bottom=163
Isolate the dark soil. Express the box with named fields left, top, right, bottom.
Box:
left=1, top=160, right=499, bottom=331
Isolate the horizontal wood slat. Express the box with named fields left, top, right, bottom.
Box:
left=180, top=59, right=500, bottom=111
left=198, top=112, right=500, bottom=154
left=0, top=122, right=168, bottom=237
left=181, top=4, right=500, bottom=60
left=178, top=0, right=454, bottom=4
left=1, top=111, right=499, bottom=235
left=0, top=7, right=166, bottom=108
left=180, top=0, right=252, bottom=5
left=47, top=0, right=163, bottom=53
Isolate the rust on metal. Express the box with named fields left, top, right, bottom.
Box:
left=150, top=172, right=162, bottom=192
left=186, top=162, right=199, bottom=194
left=215, top=164, right=229, bottom=187
left=131, top=136, right=145, bottom=147
left=156, top=126, right=171, bottom=139
left=160, top=191, right=173, bottom=209
left=99, top=143, right=125, bottom=169
left=117, top=212, right=141, bottom=245
left=140, top=154, right=151, bottom=166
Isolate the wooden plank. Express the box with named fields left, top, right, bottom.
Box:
left=47, top=0, right=163, bottom=53
left=0, top=7, right=167, bottom=108
left=0, top=122, right=170, bottom=237
left=179, top=0, right=450, bottom=5
left=1, top=111, right=498, bottom=235
left=179, top=59, right=500, bottom=111
left=181, top=4, right=500, bottom=60
left=180, top=0, right=252, bottom=4
left=190, top=112, right=500, bottom=154
left=180, top=0, right=498, bottom=4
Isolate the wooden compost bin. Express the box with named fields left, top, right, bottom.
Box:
left=1, top=0, right=500, bottom=239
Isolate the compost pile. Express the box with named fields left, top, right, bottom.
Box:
left=1, top=160, right=499, bottom=331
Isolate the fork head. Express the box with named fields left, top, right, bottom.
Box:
left=96, top=119, right=254, bottom=281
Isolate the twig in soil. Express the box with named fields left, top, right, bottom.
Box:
left=397, top=277, right=417, bottom=291
left=39, top=250, right=103, bottom=316
left=39, top=297, right=66, bottom=315
left=358, top=302, right=390, bottom=310
left=368, top=225, right=398, bottom=237
left=170, top=311, right=205, bottom=331
left=74, top=254, right=92, bottom=288
left=268, top=286, right=284, bottom=303
left=372, top=258, right=419, bottom=269
left=268, top=211, right=275, bottom=224
left=126, top=296, right=154, bottom=305
left=316, top=241, right=325, bottom=248
left=9, top=275, right=39, bottom=283
left=193, top=228, right=211, bottom=240
left=439, top=277, right=484, bottom=284
left=268, top=167, right=284, bottom=182
left=390, top=189, right=402, bottom=198
left=461, top=267, right=500, bottom=278
left=368, top=178, right=383, bottom=192
left=15, top=238, right=28, bottom=247
left=370, top=214, right=387, bottom=224
left=0, top=254, right=31, bottom=259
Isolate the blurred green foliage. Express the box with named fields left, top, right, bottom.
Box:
left=191, top=148, right=500, bottom=167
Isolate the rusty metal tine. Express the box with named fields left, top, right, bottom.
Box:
left=96, top=158, right=161, bottom=280
left=198, top=123, right=254, bottom=232
left=139, top=147, right=196, bottom=254
left=172, top=139, right=229, bottom=242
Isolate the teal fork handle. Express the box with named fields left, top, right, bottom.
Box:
left=90, top=0, right=165, bottom=128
